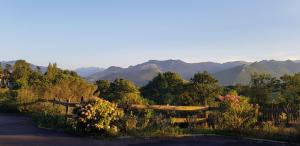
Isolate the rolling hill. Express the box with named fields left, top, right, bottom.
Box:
left=3, top=59, right=300, bottom=86
left=87, top=60, right=300, bottom=86
left=87, top=59, right=249, bottom=86
left=213, top=60, right=300, bottom=85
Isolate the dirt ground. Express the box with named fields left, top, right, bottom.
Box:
left=0, top=113, right=296, bottom=146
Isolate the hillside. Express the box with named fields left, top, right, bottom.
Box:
left=213, top=60, right=300, bottom=85
left=87, top=59, right=248, bottom=86
left=4, top=60, right=299, bottom=86
left=87, top=60, right=300, bottom=86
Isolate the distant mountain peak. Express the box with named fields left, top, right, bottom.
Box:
left=74, top=67, right=105, bottom=77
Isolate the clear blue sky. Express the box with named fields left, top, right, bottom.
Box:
left=1, top=0, right=300, bottom=69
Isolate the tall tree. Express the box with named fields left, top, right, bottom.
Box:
left=279, top=73, right=300, bottom=125
left=188, top=71, right=220, bottom=105
left=12, top=60, right=32, bottom=88
left=141, top=72, right=185, bottom=104
left=107, top=79, right=140, bottom=100
left=45, top=63, right=59, bottom=83
left=1, top=64, right=12, bottom=88
left=249, top=73, right=280, bottom=105
left=95, top=80, right=111, bottom=97
left=105, top=79, right=145, bottom=106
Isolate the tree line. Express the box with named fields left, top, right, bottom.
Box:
left=0, top=60, right=300, bottom=140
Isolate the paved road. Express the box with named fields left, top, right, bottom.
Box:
left=0, top=113, right=295, bottom=146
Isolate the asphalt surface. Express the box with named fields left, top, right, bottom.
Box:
left=0, top=113, right=296, bottom=146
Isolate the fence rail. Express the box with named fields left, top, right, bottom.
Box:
left=130, top=104, right=209, bottom=111
left=43, top=98, right=211, bottom=124
left=25, top=97, right=300, bottom=125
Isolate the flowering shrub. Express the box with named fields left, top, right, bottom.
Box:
left=73, top=98, right=124, bottom=136
left=218, top=94, right=240, bottom=103
left=213, top=94, right=258, bottom=131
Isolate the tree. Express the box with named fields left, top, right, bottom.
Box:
left=44, top=77, right=97, bottom=102
left=191, top=71, right=218, bottom=84
left=279, top=73, right=300, bottom=125
left=249, top=73, right=280, bottom=105
left=28, top=70, right=45, bottom=87
left=45, top=63, right=59, bottom=83
left=1, top=64, right=12, bottom=88
left=95, top=80, right=111, bottom=97
left=188, top=71, right=220, bottom=105
left=12, top=60, right=32, bottom=89
left=141, top=72, right=185, bottom=104
left=106, top=79, right=143, bottom=104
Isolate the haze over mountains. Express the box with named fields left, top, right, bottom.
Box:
left=74, top=67, right=105, bottom=77
left=86, top=59, right=300, bottom=86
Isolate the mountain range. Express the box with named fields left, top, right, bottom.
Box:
left=3, top=59, right=300, bottom=86
left=86, top=59, right=300, bottom=86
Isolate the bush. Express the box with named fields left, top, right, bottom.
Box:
left=213, top=95, right=258, bottom=131
left=73, top=98, right=124, bottom=136
left=33, top=112, right=69, bottom=130
left=0, top=89, right=18, bottom=112
left=116, top=93, right=147, bottom=108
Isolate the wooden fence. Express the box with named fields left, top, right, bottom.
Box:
left=45, top=97, right=211, bottom=124
left=44, top=98, right=300, bottom=125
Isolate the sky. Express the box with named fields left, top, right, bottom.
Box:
left=0, top=0, right=300, bottom=69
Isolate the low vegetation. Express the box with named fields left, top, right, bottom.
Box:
left=0, top=60, right=300, bottom=143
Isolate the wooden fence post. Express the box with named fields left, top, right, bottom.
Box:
left=66, top=98, right=70, bottom=116
left=80, top=96, right=84, bottom=104
left=204, top=109, right=208, bottom=128
left=53, top=98, right=56, bottom=106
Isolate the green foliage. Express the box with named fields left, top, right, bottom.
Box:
left=95, top=80, right=110, bottom=97
left=141, top=72, right=185, bottom=104
left=45, top=63, right=59, bottom=83
left=278, top=73, right=300, bottom=125
left=116, top=93, right=147, bottom=107
left=1, top=59, right=300, bottom=141
left=249, top=73, right=280, bottom=105
left=44, top=77, right=97, bottom=102
left=0, top=64, right=12, bottom=88
left=107, top=79, right=140, bottom=99
left=12, top=60, right=32, bottom=89
left=104, top=79, right=146, bottom=106
left=144, top=114, right=183, bottom=136
left=0, top=89, right=18, bottom=112
left=187, top=71, right=220, bottom=105
left=73, top=99, right=124, bottom=136
left=33, top=113, right=69, bottom=130
left=213, top=95, right=258, bottom=131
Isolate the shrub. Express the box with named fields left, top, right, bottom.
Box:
left=116, top=93, right=147, bottom=108
left=122, top=112, right=138, bottom=132
left=73, top=98, right=124, bottom=136
left=0, top=89, right=18, bottom=112
left=33, top=112, right=69, bottom=130
left=214, top=95, right=258, bottom=131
